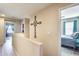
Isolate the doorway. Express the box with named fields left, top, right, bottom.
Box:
left=5, top=23, right=14, bottom=37
left=60, top=4, right=79, bottom=56
left=5, top=23, right=14, bottom=38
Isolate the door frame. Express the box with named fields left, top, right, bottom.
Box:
left=58, top=3, right=79, bottom=56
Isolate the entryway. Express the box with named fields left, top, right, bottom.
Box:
left=60, top=4, right=79, bottom=56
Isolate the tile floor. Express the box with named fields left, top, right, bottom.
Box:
left=0, top=37, right=14, bottom=56
left=61, top=47, right=79, bottom=56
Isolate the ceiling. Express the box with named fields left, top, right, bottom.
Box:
left=0, top=3, right=52, bottom=19
left=61, top=4, right=79, bottom=19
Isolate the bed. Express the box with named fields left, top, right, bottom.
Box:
left=61, top=32, right=79, bottom=48
left=61, top=35, right=75, bottom=48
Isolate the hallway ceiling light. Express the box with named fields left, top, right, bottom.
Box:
left=1, top=14, right=6, bottom=17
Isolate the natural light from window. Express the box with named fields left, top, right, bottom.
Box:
left=65, top=22, right=74, bottom=35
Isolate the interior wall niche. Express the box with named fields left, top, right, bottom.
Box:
left=22, top=24, right=24, bottom=33
left=21, top=18, right=30, bottom=38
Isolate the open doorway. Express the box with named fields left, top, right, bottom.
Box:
left=60, top=4, right=79, bottom=56
left=5, top=23, right=14, bottom=38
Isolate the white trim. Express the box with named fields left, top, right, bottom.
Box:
left=58, top=7, right=61, bottom=56
left=58, top=3, right=79, bottom=56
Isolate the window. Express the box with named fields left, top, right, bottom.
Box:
left=63, top=20, right=77, bottom=35
left=65, top=22, right=74, bottom=35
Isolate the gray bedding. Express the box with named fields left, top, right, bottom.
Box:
left=61, top=35, right=75, bottom=48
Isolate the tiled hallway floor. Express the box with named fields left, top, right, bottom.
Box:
left=61, top=47, right=79, bottom=56
left=0, top=37, right=14, bottom=56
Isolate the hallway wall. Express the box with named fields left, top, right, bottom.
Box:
left=30, top=3, right=71, bottom=56
left=0, top=18, right=5, bottom=46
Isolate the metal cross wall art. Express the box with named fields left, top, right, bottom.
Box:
left=31, top=16, right=42, bottom=38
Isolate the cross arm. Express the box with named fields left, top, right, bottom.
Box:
left=37, top=21, right=42, bottom=24
left=31, top=23, right=34, bottom=25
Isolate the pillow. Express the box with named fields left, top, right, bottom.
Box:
left=71, top=33, right=76, bottom=37
left=72, top=32, right=79, bottom=39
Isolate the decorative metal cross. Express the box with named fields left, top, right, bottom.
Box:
left=31, top=16, right=42, bottom=38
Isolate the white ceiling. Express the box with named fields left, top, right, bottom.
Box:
left=61, top=5, right=79, bottom=19
left=0, top=3, right=51, bottom=19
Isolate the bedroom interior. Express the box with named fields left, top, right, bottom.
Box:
left=61, top=4, right=79, bottom=56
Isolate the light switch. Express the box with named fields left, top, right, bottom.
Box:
left=48, top=32, right=51, bottom=35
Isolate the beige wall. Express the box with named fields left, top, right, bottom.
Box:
left=15, top=20, right=21, bottom=33
left=13, top=33, right=42, bottom=56
left=0, top=18, right=5, bottom=46
left=30, top=3, right=71, bottom=56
